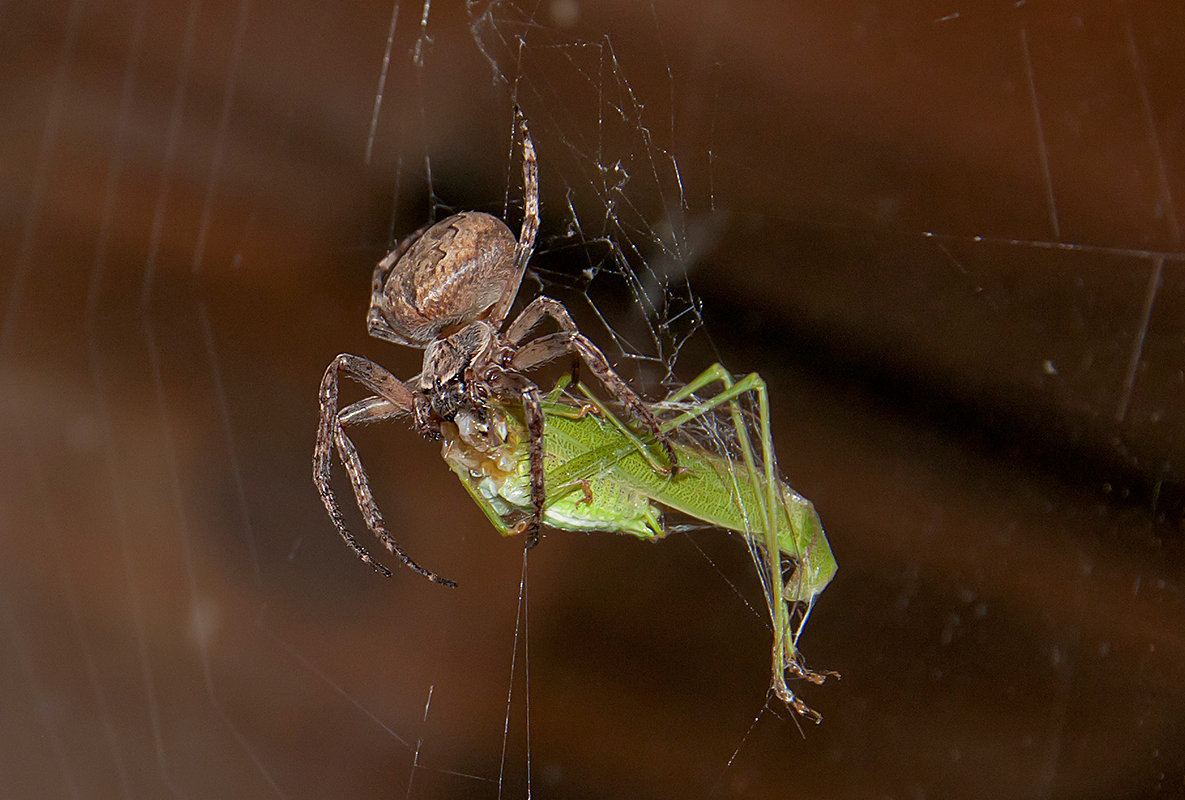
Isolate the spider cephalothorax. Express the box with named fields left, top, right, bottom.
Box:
left=314, top=108, right=675, bottom=586
left=421, top=322, right=497, bottom=422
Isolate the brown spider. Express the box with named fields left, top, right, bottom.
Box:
left=314, top=108, right=676, bottom=586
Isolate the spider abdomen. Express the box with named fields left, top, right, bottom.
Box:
left=380, top=211, right=517, bottom=343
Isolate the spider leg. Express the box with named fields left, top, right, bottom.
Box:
left=316, top=354, right=457, bottom=587
left=487, top=105, right=539, bottom=330
left=502, top=295, right=577, bottom=344
left=315, top=361, right=394, bottom=578
left=510, top=332, right=679, bottom=472
left=487, top=369, right=547, bottom=548
left=338, top=395, right=401, bottom=427
left=502, top=295, right=586, bottom=388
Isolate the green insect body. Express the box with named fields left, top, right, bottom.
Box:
left=442, top=411, right=666, bottom=540
left=441, top=365, right=837, bottom=720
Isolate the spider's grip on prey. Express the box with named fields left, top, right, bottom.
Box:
left=315, top=106, right=676, bottom=582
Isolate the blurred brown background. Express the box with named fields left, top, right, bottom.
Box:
left=2, top=1, right=1183, bottom=798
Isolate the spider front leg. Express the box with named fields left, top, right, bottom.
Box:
left=502, top=296, right=577, bottom=344
left=315, top=354, right=457, bottom=586
left=511, top=331, right=679, bottom=473
left=486, top=369, right=547, bottom=549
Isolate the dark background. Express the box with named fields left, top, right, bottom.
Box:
left=2, top=2, right=1182, bottom=798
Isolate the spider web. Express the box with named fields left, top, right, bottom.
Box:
left=2, top=2, right=1184, bottom=799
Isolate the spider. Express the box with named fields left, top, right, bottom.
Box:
left=314, top=108, right=677, bottom=586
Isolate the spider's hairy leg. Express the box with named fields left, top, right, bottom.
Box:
left=338, top=395, right=401, bottom=427
left=486, top=105, right=539, bottom=330
left=332, top=426, right=457, bottom=587
left=315, top=354, right=457, bottom=587
left=488, top=370, right=547, bottom=548
left=511, top=331, right=679, bottom=473
left=315, top=360, right=391, bottom=578
left=502, top=295, right=577, bottom=344
left=504, top=296, right=588, bottom=392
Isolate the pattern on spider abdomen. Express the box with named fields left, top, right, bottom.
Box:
left=381, top=211, right=516, bottom=343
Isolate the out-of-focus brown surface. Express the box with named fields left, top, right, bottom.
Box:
left=2, top=2, right=1183, bottom=798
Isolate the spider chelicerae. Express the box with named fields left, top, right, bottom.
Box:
left=314, top=108, right=677, bottom=586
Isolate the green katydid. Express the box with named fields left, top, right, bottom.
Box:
left=439, top=364, right=837, bottom=721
